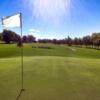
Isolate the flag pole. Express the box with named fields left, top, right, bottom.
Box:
left=1, top=13, right=25, bottom=91
left=20, top=13, right=24, bottom=91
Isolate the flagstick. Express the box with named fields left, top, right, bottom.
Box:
left=20, top=13, right=24, bottom=91
left=1, top=13, right=25, bottom=100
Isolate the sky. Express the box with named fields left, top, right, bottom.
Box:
left=0, top=0, right=100, bottom=39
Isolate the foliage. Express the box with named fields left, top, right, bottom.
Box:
left=1, top=29, right=100, bottom=48
left=2, top=30, right=20, bottom=44
left=38, top=33, right=100, bottom=48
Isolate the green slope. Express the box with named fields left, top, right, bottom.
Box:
left=0, top=43, right=100, bottom=59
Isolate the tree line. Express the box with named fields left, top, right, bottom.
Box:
left=38, top=33, right=100, bottom=48
left=0, top=29, right=100, bottom=49
left=0, top=30, right=36, bottom=44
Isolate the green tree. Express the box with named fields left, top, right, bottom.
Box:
left=0, top=33, right=2, bottom=41
left=2, top=30, right=20, bottom=44
left=27, top=35, right=36, bottom=43
left=92, top=33, right=100, bottom=48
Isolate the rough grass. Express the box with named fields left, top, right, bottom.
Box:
left=0, top=43, right=100, bottom=100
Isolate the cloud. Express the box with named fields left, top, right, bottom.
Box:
left=29, top=28, right=40, bottom=33
left=25, top=0, right=71, bottom=24
left=28, top=29, right=67, bottom=39
left=28, top=28, right=41, bottom=39
left=29, top=32, right=41, bottom=38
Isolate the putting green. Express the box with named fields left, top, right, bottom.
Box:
left=0, top=56, right=100, bottom=100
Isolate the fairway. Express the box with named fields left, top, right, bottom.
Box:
left=0, top=44, right=100, bottom=100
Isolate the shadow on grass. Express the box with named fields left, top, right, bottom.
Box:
left=16, top=89, right=25, bottom=100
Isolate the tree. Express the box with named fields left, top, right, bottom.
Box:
left=2, top=30, right=20, bottom=44
left=73, top=38, right=79, bottom=45
left=2, top=30, right=12, bottom=44
left=92, top=33, right=100, bottom=48
left=0, top=33, right=2, bottom=41
left=22, top=36, right=28, bottom=43
left=27, top=35, right=36, bottom=43
left=82, top=35, right=92, bottom=47
left=67, top=36, right=72, bottom=46
left=52, top=39, right=58, bottom=44
left=17, top=37, right=23, bottom=47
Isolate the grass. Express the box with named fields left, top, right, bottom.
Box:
left=0, top=43, right=100, bottom=58
left=0, top=43, right=100, bottom=100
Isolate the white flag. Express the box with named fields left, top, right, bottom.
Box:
left=2, top=14, right=21, bottom=28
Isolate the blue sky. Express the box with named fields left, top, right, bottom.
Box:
left=0, top=0, right=100, bottom=39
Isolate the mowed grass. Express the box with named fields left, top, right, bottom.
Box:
left=0, top=43, right=100, bottom=100
left=0, top=43, right=100, bottom=58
